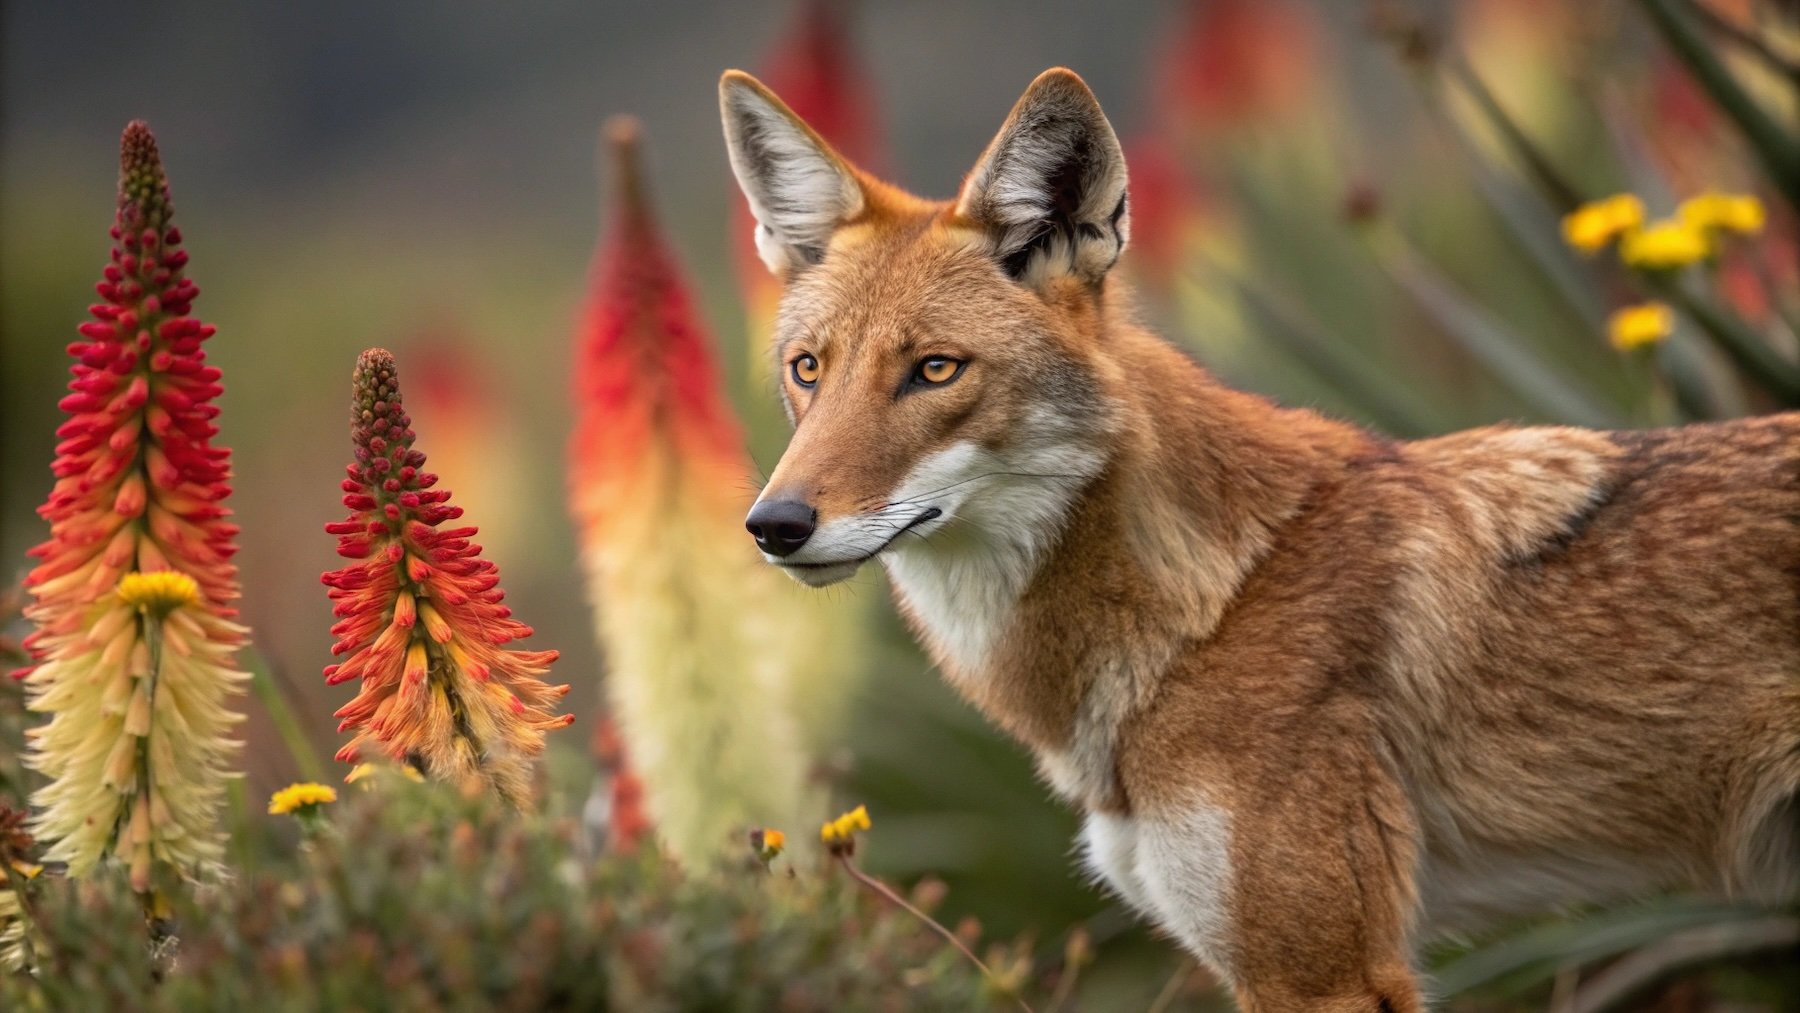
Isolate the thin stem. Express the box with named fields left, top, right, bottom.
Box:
left=1040, top=929, right=1088, bottom=1013
left=1568, top=915, right=1800, bottom=1013
left=133, top=612, right=180, bottom=982
left=1145, top=956, right=1195, bottom=1013
left=247, top=654, right=327, bottom=783
left=1443, top=57, right=1584, bottom=213
left=834, top=853, right=1033, bottom=1012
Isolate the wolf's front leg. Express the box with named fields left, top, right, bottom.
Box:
left=1131, top=766, right=1423, bottom=1013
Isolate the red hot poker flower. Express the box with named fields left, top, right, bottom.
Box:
left=20, top=121, right=247, bottom=892
left=322, top=348, right=570, bottom=806
left=20, top=122, right=239, bottom=679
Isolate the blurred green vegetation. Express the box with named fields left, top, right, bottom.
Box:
left=3, top=0, right=1799, bottom=1009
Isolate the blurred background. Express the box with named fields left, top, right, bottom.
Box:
left=4, top=0, right=1797, bottom=1008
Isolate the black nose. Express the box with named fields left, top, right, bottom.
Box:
left=745, top=499, right=816, bottom=557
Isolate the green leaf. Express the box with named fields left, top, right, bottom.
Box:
left=1649, top=274, right=1800, bottom=406
left=244, top=650, right=327, bottom=784
left=1431, top=897, right=1780, bottom=996
left=1638, top=0, right=1800, bottom=211
left=1372, top=231, right=1626, bottom=428
left=1221, top=272, right=1446, bottom=437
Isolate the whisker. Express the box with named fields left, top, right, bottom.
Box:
left=884, top=470, right=1088, bottom=508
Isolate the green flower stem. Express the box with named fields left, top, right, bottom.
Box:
left=1192, top=261, right=1446, bottom=437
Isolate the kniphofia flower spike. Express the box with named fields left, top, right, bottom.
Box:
left=322, top=349, right=571, bottom=807
left=20, top=121, right=248, bottom=893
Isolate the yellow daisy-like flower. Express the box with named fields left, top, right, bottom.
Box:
left=820, top=804, right=872, bottom=847
left=268, top=782, right=337, bottom=816
left=1608, top=302, right=1675, bottom=351
left=115, top=570, right=199, bottom=618
left=1561, top=194, right=1645, bottom=253
left=1619, top=219, right=1711, bottom=270
left=1678, top=192, right=1765, bottom=236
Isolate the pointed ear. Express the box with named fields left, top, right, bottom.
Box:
left=720, top=70, right=866, bottom=274
left=956, top=69, right=1130, bottom=287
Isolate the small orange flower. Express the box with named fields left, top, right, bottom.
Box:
left=322, top=349, right=571, bottom=806
left=749, top=826, right=786, bottom=866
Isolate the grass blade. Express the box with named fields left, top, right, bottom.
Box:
left=1638, top=0, right=1800, bottom=210
left=1371, top=232, right=1626, bottom=428
left=245, top=650, right=327, bottom=784
left=1650, top=273, right=1800, bottom=405
left=1430, top=897, right=1779, bottom=996
left=1199, top=265, right=1446, bottom=437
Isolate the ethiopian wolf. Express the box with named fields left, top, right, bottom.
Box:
left=719, top=66, right=1800, bottom=1012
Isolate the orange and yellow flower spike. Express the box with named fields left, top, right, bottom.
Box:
left=322, top=349, right=571, bottom=807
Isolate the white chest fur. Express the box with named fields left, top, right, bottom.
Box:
left=1080, top=805, right=1238, bottom=980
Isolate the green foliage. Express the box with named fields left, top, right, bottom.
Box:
left=1, top=777, right=1021, bottom=1011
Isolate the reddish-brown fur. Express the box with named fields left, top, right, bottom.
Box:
left=722, top=67, right=1800, bottom=1011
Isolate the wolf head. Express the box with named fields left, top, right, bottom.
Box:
left=722, top=68, right=1130, bottom=590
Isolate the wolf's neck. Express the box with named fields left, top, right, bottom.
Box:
left=887, top=335, right=1364, bottom=807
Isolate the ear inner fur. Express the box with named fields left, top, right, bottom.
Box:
left=719, top=70, right=866, bottom=274
left=955, top=68, right=1131, bottom=285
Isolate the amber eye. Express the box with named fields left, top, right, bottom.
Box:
left=791, top=354, right=820, bottom=387
left=914, top=357, right=964, bottom=386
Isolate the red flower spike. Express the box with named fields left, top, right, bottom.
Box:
left=21, top=120, right=242, bottom=674
left=322, top=349, right=570, bottom=807
left=573, top=120, right=746, bottom=489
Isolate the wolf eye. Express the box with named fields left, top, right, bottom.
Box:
left=913, top=357, right=964, bottom=386
left=791, top=354, right=820, bottom=387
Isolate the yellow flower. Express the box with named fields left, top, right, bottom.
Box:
left=115, top=570, right=199, bottom=617
left=1608, top=302, right=1675, bottom=351
left=1619, top=219, right=1711, bottom=270
left=820, top=804, right=873, bottom=847
left=344, top=763, right=378, bottom=785
left=1678, top=192, right=1765, bottom=236
left=762, top=828, right=786, bottom=852
left=1561, top=194, right=1645, bottom=253
left=268, top=783, right=338, bottom=815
